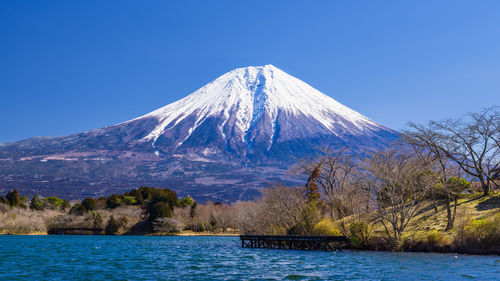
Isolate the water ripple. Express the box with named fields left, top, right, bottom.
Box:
left=0, top=236, right=498, bottom=280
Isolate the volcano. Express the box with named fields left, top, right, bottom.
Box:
left=0, top=65, right=398, bottom=202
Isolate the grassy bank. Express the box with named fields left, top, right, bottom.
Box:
left=342, top=193, right=500, bottom=255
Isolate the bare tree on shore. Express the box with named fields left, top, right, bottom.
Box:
left=407, top=107, right=499, bottom=195
left=364, top=149, right=439, bottom=241
left=256, top=183, right=306, bottom=234
left=405, top=138, right=471, bottom=230
left=296, top=148, right=361, bottom=220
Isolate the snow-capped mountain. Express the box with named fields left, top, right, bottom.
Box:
left=133, top=65, right=388, bottom=159
left=0, top=65, right=398, bottom=202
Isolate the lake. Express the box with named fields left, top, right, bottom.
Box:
left=0, top=236, right=498, bottom=280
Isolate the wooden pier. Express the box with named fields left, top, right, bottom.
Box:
left=240, top=235, right=350, bottom=251
left=48, top=227, right=104, bottom=235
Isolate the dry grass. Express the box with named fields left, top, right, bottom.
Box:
left=407, top=193, right=500, bottom=233
left=337, top=193, right=500, bottom=253
left=0, top=204, right=64, bottom=234
left=0, top=204, right=145, bottom=235
left=353, top=193, right=500, bottom=237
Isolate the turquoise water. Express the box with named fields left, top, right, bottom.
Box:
left=0, top=236, right=498, bottom=280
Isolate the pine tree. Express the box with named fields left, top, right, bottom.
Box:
left=304, top=164, right=322, bottom=202
left=6, top=189, right=21, bottom=207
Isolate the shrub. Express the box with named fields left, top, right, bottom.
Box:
left=152, top=217, right=183, bottom=233
left=86, top=212, right=103, bottom=228
left=401, top=230, right=451, bottom=252
left=106, top=195, right=122, bottom=209
left=423, top=230, right=450, bottom=248
left=348, top=222, right=371, bottom=249
left=0, top=203, right=9, bottom=213
left=96, top=197, right=107, bottom=209
left=122, top=196, right=137, bottom=205
left=454, top=214, right=500, bottom=254
left=287, top=201, right=322, bottom=235
left=60, top=200, right=70, bottom=211
left=105, top=215, right=128, bottom=235
left=313, top=218, right=342, bottom=236
left=30, top=195, right=44, bottom=211
left=81, top=198, right=97, bottom=212
left=45, top=196, right=69, bottom=210
left=466, top=217, right=498, bottom=240
left=69, top=203, right=87, bottom=216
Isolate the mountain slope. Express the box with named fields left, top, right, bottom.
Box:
left=0, top=65, right=398, bottom=202
left=133, top=65, right=389, bottom=160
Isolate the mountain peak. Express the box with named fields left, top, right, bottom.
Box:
left=0, top=65, right=399, bottom=201
left=235, top=64, right=278, bottom=71
left=133, top=65, right=389, bottom=156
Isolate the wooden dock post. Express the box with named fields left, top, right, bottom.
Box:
left=240, top=235, right=350, bottom=251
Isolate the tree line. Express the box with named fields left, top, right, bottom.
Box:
left=0, top=107, right=498, bottom=253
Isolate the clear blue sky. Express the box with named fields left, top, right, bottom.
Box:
left=1, top=1, right=499, bottom=143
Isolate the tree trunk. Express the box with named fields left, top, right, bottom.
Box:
left=480, top=179, right=490, bottom=196
left=365, top=187, right=370, bottom=213
left=452, top=195, right=458, bottom=227
left=433, top=201, right=439, bottom=214
left=444, top=196, right=453, bottom=231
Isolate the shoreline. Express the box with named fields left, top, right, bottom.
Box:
left=0, top=233, right=498, bottom=255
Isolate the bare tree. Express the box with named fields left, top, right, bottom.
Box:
left=172, top=206, right=191, bottom=229
left=407, top=107, right=499, bottom=195
left=256, top=183, right=306, bottom=234
left=153, top=217, right=183, bottom=233
left=404, top=134, right=471, bottom=230
left=296, top=148, right=361, bottom=220
left=210, top=203, right=236, bottom=233
left=232, top=201, right=261, bottom=234
left=364, top=149, right=438, bottom=241
left=435, top=175, right=470, bottom=230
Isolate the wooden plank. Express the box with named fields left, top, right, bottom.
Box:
left=239, top=235, right=350, bottom=251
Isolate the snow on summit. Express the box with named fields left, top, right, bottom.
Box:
left=0, top=65, right=398, bottom=201
left=136, top=64, right=385, bottom=149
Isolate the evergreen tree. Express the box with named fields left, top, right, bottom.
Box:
left=6, top=189, right=21, bottom=207
left=179, top=196, right=194, bottom=207
left=105, top=215, right=128, bottom=235
left=190, top=202, right=197, bottom=218
left=81, top=198, right=97, bottom=212
left=106, top=194, right=122, bottom=209
left=148, top=201, right=172, bottom=224
left=135, top=191, right=144, bottom=205
left=61, top=199, right=71, bottom=211
left=304, top=164, right=322, bottom=202
left=30, top=195, right=44, bottom=210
